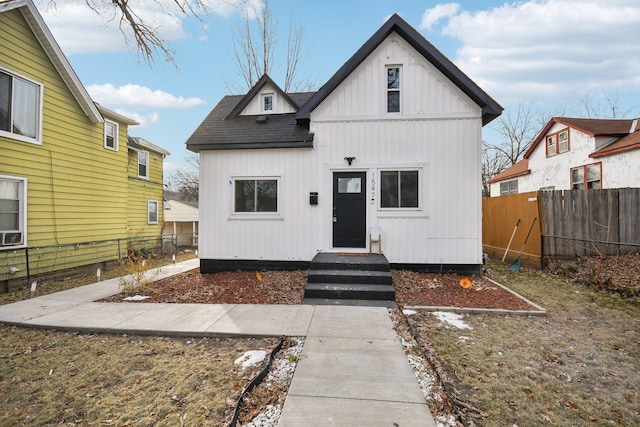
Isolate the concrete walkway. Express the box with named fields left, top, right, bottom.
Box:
left=0, top=259, right=436, bottom=426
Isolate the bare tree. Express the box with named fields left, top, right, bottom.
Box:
left=574, top=90, right=640, bottom=119
left=227, top=0, right=311, bottom=92
left=481, top=142, right=510, bottom=197
left=58, top=0, right=209, bottom=66
left=167, top=153, right=199, bottom=201
left=481, top=104, right=555, bottom=196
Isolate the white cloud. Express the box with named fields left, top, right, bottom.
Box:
left=36, top=0, right=263, bottom=55
left=424, top=1, right=640, bottom=106
left=87, top=84, right=205, bottom=109
left=420, top=3, right=460, bottom=31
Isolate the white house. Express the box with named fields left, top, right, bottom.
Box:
left=163, top=199, right=198, bottom=247
left=186, top=14, right=502, bottom=274
left=489, top=117, right=640, bottom=196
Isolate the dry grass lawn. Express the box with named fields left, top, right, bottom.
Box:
left=0, top=326, right=277, bottom=426
left=405, top=260, right=639, bottom=426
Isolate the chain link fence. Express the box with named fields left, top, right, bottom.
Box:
left=1, top=234, right=197, bottom=289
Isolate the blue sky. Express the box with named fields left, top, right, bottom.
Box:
left=35, top=0, right=640, bottom=179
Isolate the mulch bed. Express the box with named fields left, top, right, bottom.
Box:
left=102, top=268, right=538, bottom=311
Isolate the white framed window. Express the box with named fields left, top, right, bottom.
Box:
left=0, top=68, right=42, bottom=144
left=380, top=170, right=418, bottom=208
left=138, top=150, right=149, bottom=179
left=147, top=200, right=158, bottom=224
left=234, top=178, right=279, bottom=213
left=500, top=180, right=518, bottom=195
left=262, top=93, right=274, bottom=112
left=386, top=66, right=401, bottom=113
left=0, top=175, right=27, bottom=248
left=104, top=121, right=118, bottom=150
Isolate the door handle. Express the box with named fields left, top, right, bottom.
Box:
left=333, top=216, right=337, bottom=223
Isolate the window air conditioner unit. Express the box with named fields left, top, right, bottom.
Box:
left=0, top=232, right=23, bottom=246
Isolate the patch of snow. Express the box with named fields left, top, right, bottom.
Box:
left=244, top=338, right=305, bottom=427
left=123, top=295, right=150, bottom=301
left=458, top=336, right=472, bottom=343
left=402, top=309, right=417, bottom=316
left=436, top=414, right=459, bottom=427
left=235, top=350, right=267, bottom=369
left=432, top=311, right=472, bottom=330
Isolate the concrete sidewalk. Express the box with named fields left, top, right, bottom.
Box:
left=0, top=259, right=436, bottom=426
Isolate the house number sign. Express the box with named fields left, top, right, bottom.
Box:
left=370, top=175, right=376, bottom=205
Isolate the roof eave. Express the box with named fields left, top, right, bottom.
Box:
left=488, top=169, right=531, bottom=184
left=227, top=74, right=300, bottom=119
left=187, top=140, right=314, bottom=152
left=295, top=14, right=503, bottom=125
left=9, top=0, right=103, bottom=124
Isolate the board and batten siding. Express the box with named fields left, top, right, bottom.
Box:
left=1, top=8, right=129, bottom=247
left=199, top=147, right=321, bottom=261
left=240, top=82, right=296, bottom=115
left=199, top=30, right=485, bottom=266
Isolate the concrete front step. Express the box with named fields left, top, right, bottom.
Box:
left=304, top=283, right=396, bottom=301
left=308, top=269, right=392, bottom=285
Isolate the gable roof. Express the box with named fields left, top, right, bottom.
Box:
left=492, top=117, right=640, bottom=184
left=186, top=88, right=314, bottom=152
left=227, top=74, right=300, bottom=119
left=524, top=117, right=639, bottom=158
left=0, top=0, right=102, bottom=123
left=295, top=13, right=503, bottom=126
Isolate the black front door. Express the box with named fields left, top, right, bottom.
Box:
left=333, top=172, right=366, bottom=248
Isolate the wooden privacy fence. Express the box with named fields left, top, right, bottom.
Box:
left=483, top=188, right=640, bottom=269
left=540, top=188, right=640, bottom=258
left=482, top=192, right=541, bottom=268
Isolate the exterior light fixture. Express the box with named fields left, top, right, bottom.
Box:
left=344, top=156, right=356, bottom=165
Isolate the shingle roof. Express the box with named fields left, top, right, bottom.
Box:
left=295, top=13, right=503, bottom=126
left=591, top=127, right=640, bottom=158
left=488, top=159, right=530, bottom=184
left=524, top=117, right=639, bottom=159
left=186, top=91, right=315, bottom=152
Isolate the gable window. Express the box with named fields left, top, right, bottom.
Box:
left=381, top=170, right=418, bottom=208
left=0, top=69, right=42, bottom=143
left=500, top=180, right=518, bottom=195
left=148, top=200, right=158, bottom=224
left=558, top=129, right=569, bottom=153
left=235, top=179, right=278, bottom=213
left=546, top=128, right=570, bottom=156
left=138, top=151, right=149, bottom=179
left=386, top=66, right=401, bottom=113
left=263, top=94, right=273, bottom=112
left=0, top=176, right=26, bottom=247
left=571, top=163, right=601, bottom=189
left=104, top=121, right=118, bottom=150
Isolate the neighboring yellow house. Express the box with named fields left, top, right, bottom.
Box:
left=127, top=136, right=170, bottom=238
left=0, top=0, right=169, bottom=283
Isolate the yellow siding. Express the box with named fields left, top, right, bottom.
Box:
left=0, top=8, right=141, bottom=255
left=126, top=149, right=165, bottom=238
